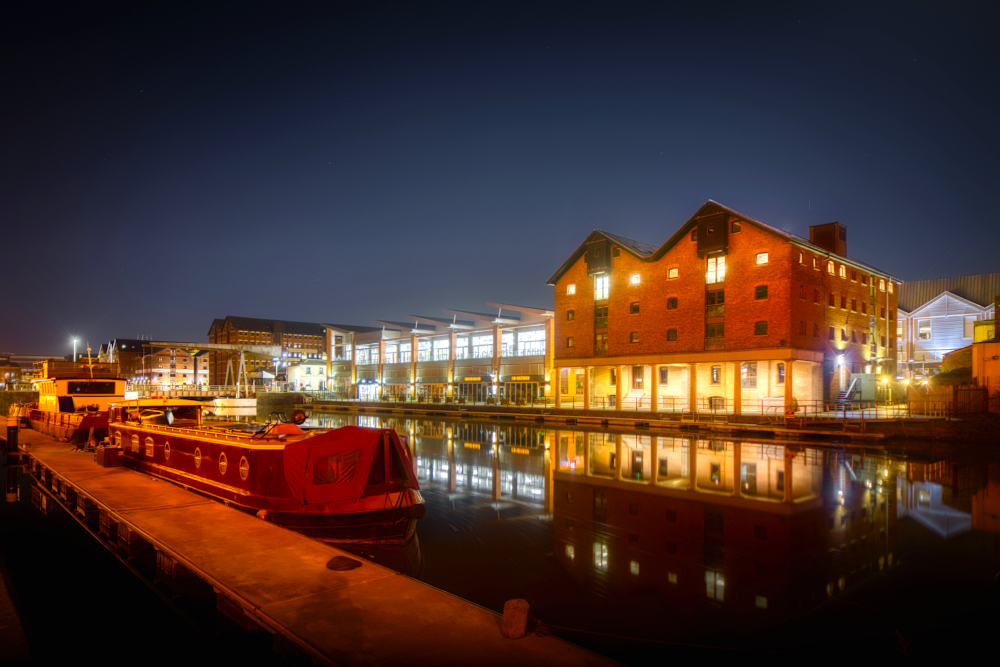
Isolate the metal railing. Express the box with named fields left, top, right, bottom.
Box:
left=705, top=304, right=724, bottom=317
left=705, top=337, right=725, bottom=350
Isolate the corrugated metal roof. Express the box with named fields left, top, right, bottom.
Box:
left=898, top=272, right=1000, bottom=312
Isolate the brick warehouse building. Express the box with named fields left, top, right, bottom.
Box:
left=207, top=316, right=327, bottom=385
left=547, top=201, right=899, bottom=414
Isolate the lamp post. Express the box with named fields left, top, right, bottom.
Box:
left=72, top=338, right=78, bottom=362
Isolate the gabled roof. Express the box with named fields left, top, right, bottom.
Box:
left=898, top=272, right=1000, bottom=312
left=900, top=290, right=991, bottom=317
left=321, top=323, right=382, bottom=334
left=210, top=315, right=326, bottom=336
left=546, top=200, right=899, bottom=285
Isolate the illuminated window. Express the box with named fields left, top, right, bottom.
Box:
left=813, top=257, right=819, bottom=270
left=630, top=273, right=641, bottom=285
left=705, top=571, right=725, bottom=601
left=566, top=337, right=575, bottom=348
left=839, top=265, right=846, bottom=279
left=756, top=252, right=768, bottom=265
left=706, top=256, right=726, bottom=284
left=594, top=275, right=609, bottom=299
left=594, top=542, right=608, bottom=569
left=828, top=260, right=835, bottom=274
left=144, top=437, right=154, bottom=458
left=917, top=320, right=931, bottom=340
left=565, top=544, right=575, bottom=560
left=630, top=332, right=640, bottom=343
left=668, top=572, right=678, bottom=584
left=668, top=267, right=678, bottom=279
left=755, top=596, right=768, bottom=609
left=798, top=251, right=803, bottom=263
left=879, top=279, right=886, bottom=291
left=566, top=284, right=576, bottom=295
left=888, top=282, right=894, bottom=294
left=630, top=560, right=640, bottom=576
left=710, top=365, right=722, bottom=385
left=566, top=310, right=574, bottom=321
left=741, top=362, right=757, bottom=387
left=777, top=363, right=785, bottom=385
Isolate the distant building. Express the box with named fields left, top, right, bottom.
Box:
left=207, top=316, right=327, bottom=385
left=104, top=339, right=150, bottom=380
left=137, top=347, right=209, bottom=388
left=896, top=273, right=999, bottom=381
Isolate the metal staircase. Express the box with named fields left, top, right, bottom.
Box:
left=836, top=378, right=858, bottom=404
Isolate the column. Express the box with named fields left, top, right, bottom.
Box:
left=583, top=367, right=591, bottom=410
left=650, top=365, right=658, bottom=413
left=732, top=441, right=742, bottom=498
left=649, top=436, right=658, bottom=486
left=784, top=360, right=795, bottom=412
left=732, top=362, right=742, bottom=416
left=448, top=330, right=457, bottom=399
left=378, top=339, right=386, bottom=400
left=492, top=445, right=502, bottom=501
left=554, top=367, right=561, bottom=409
left=615, top=365, right=623, bottom=411
left=688, top=363, right=698, bottom=413
left=447, top=436, right=456, bottom=494
left=350, top=333, right=357, bottom=399
left=409, top=334, right=417, bottom=400
left=325, top=328, right=332, bottom=385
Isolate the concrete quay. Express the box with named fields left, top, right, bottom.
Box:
left=1, top=418, right=613, bottom=667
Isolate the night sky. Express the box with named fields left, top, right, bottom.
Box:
left=3, top=1, right=998, bottom=355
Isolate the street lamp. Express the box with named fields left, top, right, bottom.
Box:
left=72, top=338, right=78, bottom=362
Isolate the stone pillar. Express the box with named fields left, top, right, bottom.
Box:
left=732, top=441, right=742, bottom=498
left=583, top=367, right=591, bottom=410
left=650, top=365, right=658, bottom=413
left=732, top=362, right=742, bottom=416
left=688, top=363, right=698, bottom=413
left=783, top=452, right=793, bottom=504
left=615, top=366, right=623, bottom=411
left=649, top=436, right=658, bottom=486
left=784, top=360, right=795, bottom=412
left=554, top=368, right=561, bottom=409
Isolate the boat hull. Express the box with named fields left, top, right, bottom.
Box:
left=27, top=410, right=109, bottom=444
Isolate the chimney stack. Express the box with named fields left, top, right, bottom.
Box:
left=809, top=222, right=847, bottom=256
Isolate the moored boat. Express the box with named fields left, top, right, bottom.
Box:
left=24, top=360, right=126, bottom=445
left=108, top=398, right=425, bottom=544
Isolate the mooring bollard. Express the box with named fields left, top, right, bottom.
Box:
left=501, top=598, right=530, bottom=639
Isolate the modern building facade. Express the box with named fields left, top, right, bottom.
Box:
left=547, top=201, right=900, bottom=414
left=896, top=272, right=999, bottom=382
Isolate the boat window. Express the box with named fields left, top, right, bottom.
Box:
left=114, top=431, right=122, bottom=448
left=130, top=435, right=139, bottom=453
left=67, top=381, right=117, bottom=395
left=219, top=453, right=228, bottom=475
left=239, top=456, right=249, bottom=480
left=194, top=448, right=202, bottom=468
left=144, top=437, right=154, bottom=458
left=164, top=442, right=171, bottom=460
left=389, top=441, right=411, bottom=485
left=365, top=437, right=386, bottom=487
left=313, top=450, right=361, bottom=485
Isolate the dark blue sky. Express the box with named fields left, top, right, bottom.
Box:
left=2, top=1, right=998, bottom=355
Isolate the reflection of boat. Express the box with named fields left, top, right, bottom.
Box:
left=207, top=407, right=258, bottom=418
left=109, top=398, right=425, bottom=543
left=22, top=360, right=126, bottom=444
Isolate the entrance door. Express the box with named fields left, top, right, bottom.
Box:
left=503, top=382, right=538, bottom=403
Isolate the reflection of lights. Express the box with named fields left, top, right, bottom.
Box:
left=866, top=480, right=872, bottom=489
left=883, top=469, right=889, bottom=477
left=569, top=460, right=576, bottom=470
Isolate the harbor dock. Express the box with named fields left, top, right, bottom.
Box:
left=1, top=417, right=612, bottom=666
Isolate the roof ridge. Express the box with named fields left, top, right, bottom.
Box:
left=596, top=229, right=657, bottom=247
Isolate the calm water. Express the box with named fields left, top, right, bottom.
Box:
left=4, top=411, right=999, bottom=663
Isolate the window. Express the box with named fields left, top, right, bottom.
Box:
left=814, top=323, right=819, bottom=337
left=706, top=322, right=724, bottom=340
left=594, top=275, right=609, bottom=299
left=813, top=257, right=819, bottom=270
left=629, top=302, right=640, bottom=314
left=799, top=284, right=806, bottom=299
left=732, top=220, right=741, bottom=232
left=879, top=307, right=885, bottom=318
left=918, top=319, right=931, bottom=340
left=799, top=321, right=806, bottom=335
left=754, top=321, right=768, bottom=335
left=630, top=273, right=641, bottom=285
left=710, top=365, right=722, bottom=385
left=881, top=335, right=887, bottom=347
left=706, top=289, right=724, bottom=315
left=879, top=279, right=886, bottom=291
left=612, top=247, right=620, bottom=257
left=851, top=330, right=857, bottom=343
left=839, top=265, right=846, bottom=279
left=659, top=367, right=669, bottom=384
left=566, top=283, right=576, bottom=295
left=889, top=281, right=894, bottom=294
left=841, top=296, right=847, bottom=309
left=862, top=274, right=869, bottom=285
left=756, top=252, right=768, bottom=265
left=566, top=309, right=575, bottom=321
left=632, top=366, right=643, bottom=390
left=777, top=363, right=785, bottom=385
left=668, top=267, right=678, bottom=279
left=862, top=332, right=868, bottom=344
left=861, top=302, right=867, bottom=314
left=829, top=326, right=835, bottom=340
left=841, top=329, right=848, bottom=341
left=691, top=229, right=698, bottom=241
left=755, top=285, right=768, bottom=300
left=741, top=362, right=757, bottom=388
left=705, top=571, right=725, bottom=601
left=630, top=332, right=640, bottom=343
left=829, top=292, right=835, bottom=307
left=850, top=269, right=857, bottom=281
left=964, top=315, right=977, bottom=338
left=667, top=328, right=677, bottom=341
left=798, top=251, right=804, bottom=263
left=594, top=542, right=608, bottom=569
left=706, top=256, right=726, bottom=284
left=828, top=260, right=835, bottom=275
left=667, top=297, right=678, bottom=310
left=610, top=368, right=616, bottom=385
left=813, top=288, right=820, bottom=303
left=567, top=336, right=575, bottom=348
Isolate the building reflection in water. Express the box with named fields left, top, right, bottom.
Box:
left=303, top=410, right=999, bottom=644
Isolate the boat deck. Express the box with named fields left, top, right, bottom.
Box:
left=3, top=418, right=611, bottom=666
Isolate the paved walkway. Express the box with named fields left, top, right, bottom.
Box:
left=4, top=419, right=613, bottom=667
